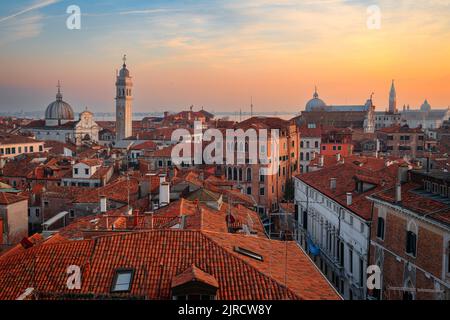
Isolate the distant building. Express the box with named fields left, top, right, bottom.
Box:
left=61, top=159, right=113, bottom=187
left=377, top=125, right=425, bottom=158
left=400, top=100, right=450, bottom=130
left=0, top=135, right=44, bottom=158
left=299, top=88, right=375, bottom=133
left=22, top=83, right=99, bottom=145
left=298, top=126, right=322, bottom=173
left=320, top=129, right=353, bottom=157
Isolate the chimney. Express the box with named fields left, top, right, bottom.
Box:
left=398, top=165, right=409, bottom=183
left=159, top=182, right=170, bottom=207
left=100, top=196, right=107, bottom=213
left=319, top=155, right=324, bottom=167
left=330, top=178, right=337, bottom=190
left=159, top=174, right=166, bottom=184
left=336, top=153, right=341, bottom=161
left=346, top=192, right=352, bottom=206
left=395, top=183, right=402, bottom=203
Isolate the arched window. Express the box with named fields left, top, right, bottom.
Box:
left=259, top=169, right=265, bottom=182
left=406, top=231, right=417, bottom=257
left=238, top=168, right=243, bottom=181
left=246, top=168, right=252, bottom=181
left=403, top=280, right=415, bottom=300
left=406, top=220, right=418, bottom=257
left=376, top=217, right=385, bottom=240
left=227, top=167, right=232, bottom=180
left=306, top=153, right=310, bottom=161
left=233, top=168, right=238, bottom=181
left=246, top=187, right=252, bottom=195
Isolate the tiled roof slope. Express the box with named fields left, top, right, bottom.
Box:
left=0, top=230, right=340, bottom=300
left=297, top=160, right=400, bottom=220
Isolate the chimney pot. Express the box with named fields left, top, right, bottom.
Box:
left=100, top=196, right=107, bottom=213
left=330, top=178, right=337, bottom=190
left=346, top=192, right=352, bottom=206
left=395, top=183, right=402, bottom=203
left=319, top=155, right=324, bottom=167
left=159, top=182, right=170, bottom=207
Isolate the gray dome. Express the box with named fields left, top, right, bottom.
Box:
left=119, top=64, right=130, bottom=78
left=45, top=87, right=74, bottom=120
left=420, top=99, right=431, bottom=112
left=305, top=89, right=327, bottom=112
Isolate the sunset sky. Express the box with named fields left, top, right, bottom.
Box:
left=0, top=0, right=449, bottom=114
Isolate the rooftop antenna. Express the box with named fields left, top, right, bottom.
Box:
left=250, top=96, right=254, bottom=117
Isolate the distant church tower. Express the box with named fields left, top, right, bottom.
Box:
left=116, top=55, right=133, bottom=141
left=389, top=80, right=397, bottom=113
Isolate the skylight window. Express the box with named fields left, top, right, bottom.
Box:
left=111, top=269, right=134, bottom=293
left=234, top=246, right=264, bottom=261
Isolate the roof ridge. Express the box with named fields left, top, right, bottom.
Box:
left=199, top=231, right=302, bottom=300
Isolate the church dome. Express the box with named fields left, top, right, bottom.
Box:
left=119, top=65, right=130, bottom=78
left=45, top=84, right=74, bottom=120
left=305, top=88, right=327, bottom=112
left=420, top=99, right=431, bottom=112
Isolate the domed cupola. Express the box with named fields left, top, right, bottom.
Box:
left=45, top=81, right=75, bottom=126
left=305, top=87, right=327, bottom=112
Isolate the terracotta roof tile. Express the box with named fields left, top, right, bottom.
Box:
left=0, top=230, right=340, bottom=300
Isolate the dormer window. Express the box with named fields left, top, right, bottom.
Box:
left=171, top=265, right=218, bottom=300
left=111, top=269, right=134, bottom=293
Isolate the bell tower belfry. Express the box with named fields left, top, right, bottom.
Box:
left=116, top=55, right=133, bottom=141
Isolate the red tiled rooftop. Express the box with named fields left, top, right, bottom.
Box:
left=0, top=192, right=27, bottom=205
left=297, top=159, right=399, bottom=220
left=372, top=182, right=450, bottom=225
left=0, top=229, right=340, bottom=300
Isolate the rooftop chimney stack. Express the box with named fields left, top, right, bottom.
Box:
left=319, top=155, right=324, bottom=167
left=346, top=192, right=352, bottom=206
left=395, top=183, right=402, bottom=203
left=330, top=178, right=337, bottom=190
left=336, top=153, right=341, bottom=162
left=398, top=165, right=409, bottom=183
left=100, top=196, right=107, bottom=213
left=159, top=182, right=170, bottom=207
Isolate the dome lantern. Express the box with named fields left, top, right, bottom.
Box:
left=44, top=81, right=75, bottom=126
left=305, top=87, right=327, bottom=112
